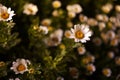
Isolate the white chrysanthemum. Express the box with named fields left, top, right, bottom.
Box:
left=23, top=3, right=38, bottom=15
left=39, top=26, right=48, bottom=34
left=69, top=24, right=92, bottom=43
left=10, top=59, right=30, bottom=74
left=0, top=6, right=15, bottom=21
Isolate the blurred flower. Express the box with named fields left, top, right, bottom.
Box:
left=28, top=68, right=35, bottom=74
left=9, top=78, right=20, bottom=80
left=59, top=44, right=65, bottom=49
left=0, top=61, right=5, bottom=67
left=96, top=14, right=104, bottom=21
left=87, top=54, right=95, bottom=63
left=115, top=5, right=120, bottom=12
left=0, top=6, right=15, bottom=21
left=86, top=64, right=96, bottom=73
left=69, top=24, right=92, bottom=43
left=38, top=26, right=48, bottom=34
left=77, top=46, right=86, bottom=55
left=56, top=76, right=64, bottom=80
left=72, top=4, right=82, bottom=14
left=52, top=10, right=59, bottom=17
left=92, top=37, right=102, bottom=46
left=44, top=29, right=63, bottom=46
left=67, top=21, right=73, bottom=28
left=10, top=59, right=30, bottom=74
left=87, top=18, right=98, bottom=26
left=115, top=57, right=120, bottom=65
left=109, top=16, right=116, bottom=23
left=66, top=4, right=82, bottom=14
left=101, top=32, right=109, bottom=43
left=102, top=68, right=112, bottom=77
left=52, top=0, right=61, bottom=9
left=79, top=14, right=88, bottom=23
left=98, top=22, right=106, bottom=31
left=68, top=11, right=76, bottom=18
left=41, top=18, right=52, bottom=26
left=64, top=30, right=72, bottom=38
left=106, top=30, right=116, bottom=40
left=69, top=67, right=79, bottom=79
left=82, top=57, right=90, bottom=64
left=107, top=51, right=115, bottom=59
left=23, top=3, right=38, bottom=15
left=101, top=3, right=113, bottom=13
left=110, top=37, right=119, bottom=46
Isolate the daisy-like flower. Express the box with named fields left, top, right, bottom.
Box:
left=69, top=24, right=92, bottom=43
left=38, top=26, right=48, bottom=34
left=23, top=3, right=38, bottom=15
left=10, top=59, right=30, bottom=74
left=0, top=6, right=15, bottom=21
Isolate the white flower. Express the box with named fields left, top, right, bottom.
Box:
left=41, top=18, right=52, bottom=26
left=69, top=67, right=79, bottom=79
left=39, top=26, right=48, bottom=34
left=56, top=76, right=64, bottom=80
left=52, top=0, right=61, bottom=8
left=101, top=3, right=113, bottom=13
left=9, top=78, right=20, bottom=80
left=0, top=6, right=15, bottom=21
left=86, top=64, right=96, bottom=73
left=77, top=46, right=86, bottom=55
left=44, top=29, right=63, bottom=46
left=68, top=11, right=76, bottom=18
left=23, top=3, right=38, bottom=15
left=72, top=4, right=82, bottom=13
left=66, top=4, right=82, bottom=14
left=115, top=5, right=120, bottom=12
left=10, top=59, right=30, bottom=74
left=69, top=24, right=92, bottom=43
left=102, top=68, right=112, bottom=77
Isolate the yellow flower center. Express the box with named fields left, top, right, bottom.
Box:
left=75, top=30, right=84, bottom=39
left=28, top=8, right=33, bottom=13
left=1, top=12, right=9, bottom=19
left=17, top=64, right=26, bottom=71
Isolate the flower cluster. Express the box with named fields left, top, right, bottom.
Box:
left=0, top=0, right=120, bottom=80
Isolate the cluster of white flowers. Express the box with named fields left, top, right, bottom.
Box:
left=66, top=4, right=82, bottom=18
